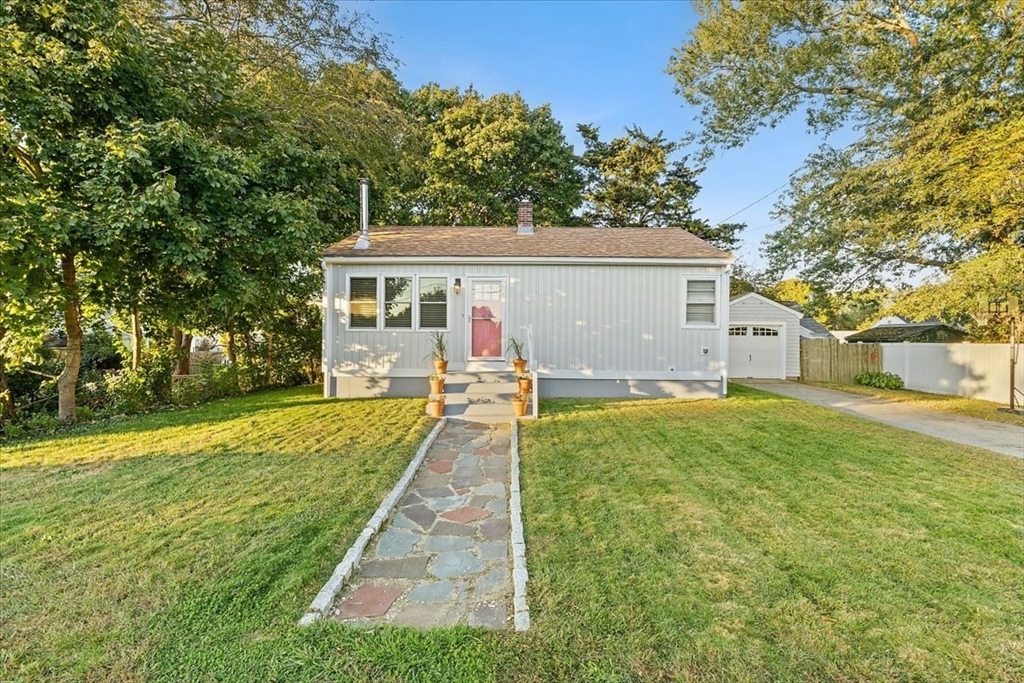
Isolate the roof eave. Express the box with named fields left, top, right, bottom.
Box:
left=322, top=254, right=735, bottom=266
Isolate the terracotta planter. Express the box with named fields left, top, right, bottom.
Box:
left=434, top=359, right=448, bottom=374
left=426, top=399, right=445, bottom=418
left=512, top=398, right=528, bottom=417
left=429, top=377, right=445, bottom=394
left=517, top=376, right=532, bottom=394
left=512, top=358, right=527, bottom=374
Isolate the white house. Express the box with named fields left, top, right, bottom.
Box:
left=727, top=293, right=803, bottom=379
left=321, top=183, right=735, bottom=402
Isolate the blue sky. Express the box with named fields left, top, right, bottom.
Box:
left=353, top=0, right=846, bottom=267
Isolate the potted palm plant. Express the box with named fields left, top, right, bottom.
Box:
left=511, top=392, right=529, bottom=417
left=507, top=336, right=527, bottom=374
left=426, top=394, right=445, bottom=418
left=425, top=331, right=448, bottom=374
left=429, top=373, right=445, bottom=394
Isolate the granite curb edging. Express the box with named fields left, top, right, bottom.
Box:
left=509, top=419, right=530, bottom=631
left=299, top=417, right=448, bottom=626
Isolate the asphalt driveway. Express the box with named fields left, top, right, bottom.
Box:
left=736, top=380, right=1024, bottom=459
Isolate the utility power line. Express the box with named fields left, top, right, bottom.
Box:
left=712, top=182, right=788, bottom=226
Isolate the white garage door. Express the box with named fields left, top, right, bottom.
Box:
left=729, top=325, right=782, bottom=379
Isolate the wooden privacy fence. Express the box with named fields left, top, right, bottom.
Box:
left=800, top=339, right=882, bottom=383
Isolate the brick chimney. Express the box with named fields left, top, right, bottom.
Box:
left=517, top=201, right=534, bottom=235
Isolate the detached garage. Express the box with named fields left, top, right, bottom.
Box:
left=728, top=293, right=802, bottom=379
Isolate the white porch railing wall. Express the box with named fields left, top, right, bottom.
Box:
left=526, top=324, right=539, bottom=419
left=880, top=343, right=1022, bottom=404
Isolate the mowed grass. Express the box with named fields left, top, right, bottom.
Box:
left=805, top=381, right=1024, bottom=426
left=0, top=387, right=475, bottom=682
left=513, top=385, right=1024, bottom=682
left=2, top=385, right=1022, bottom=682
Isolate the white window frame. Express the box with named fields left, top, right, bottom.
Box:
left=347, top=274, right=450, bottom=331
left=383, top=275, right=415, bottom=330
left=681, top=276, right=720, bottom=329
left=347, top=274, right=381, bottom=331
left=414, top=274, right=450, bottom=332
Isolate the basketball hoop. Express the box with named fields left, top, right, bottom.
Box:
left=983, top=295, right=1023, bottom=413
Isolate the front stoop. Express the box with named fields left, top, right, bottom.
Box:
left=442, top=372, right=533, bottom=423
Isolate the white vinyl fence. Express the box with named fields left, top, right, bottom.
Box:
left=881, top=343, right=1022, bottom=404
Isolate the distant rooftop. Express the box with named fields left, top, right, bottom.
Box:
left=780, top=301, right=835, bottom=339
left=844, top=323, right=966, bottom=343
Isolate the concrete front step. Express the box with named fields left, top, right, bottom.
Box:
left=439, top=372, right=532, bottom=423
left=444, top=372, right=518, bottom=384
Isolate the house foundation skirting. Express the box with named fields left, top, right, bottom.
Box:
left=538, top=378, right=722, bottom=400
left=326, top=374, right=724, bottom=400
left=327, top=376, right=426, bottom=398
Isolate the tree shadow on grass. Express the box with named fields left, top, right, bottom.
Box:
left=2, top=386, right=426, bottom=453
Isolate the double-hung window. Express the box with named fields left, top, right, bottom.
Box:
left=682, top=278, right=718, bottom=327
left=347, top=275, right=449, bottom=330
left=384, top=277, right=413, bottom=329
left=418, top=277, right=448, bottom=329
left=349, top=277, right=378, bottom=329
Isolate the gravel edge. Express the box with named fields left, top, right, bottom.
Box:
left=298, top=417, right=448, bottom=626
left=509, top=419, right=531, bottom=631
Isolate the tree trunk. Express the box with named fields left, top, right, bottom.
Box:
left=171, top=326, right=182, bottom=365
left=131, top=304, right=143, bottom=370
left=266, top=332, right=272, bottom=384
left=177, top=333, right=193, bottom=376
left=57, top=253, right=82, bottom=424
left=0, top=325, right=15, bottom=423
left=226, top=319, right=237, bottom=365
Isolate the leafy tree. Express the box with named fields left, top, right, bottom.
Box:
left=1, top=0, right=397, bottom=422
left=763, top=279, right=813, bottom=308
left=888, top=245, right=1024, bottom=340
left=669, top=0, right=1024, bottom=306
left=577, top=124, right=744, bottom=250
left=389, top=85, right=583, bottom=226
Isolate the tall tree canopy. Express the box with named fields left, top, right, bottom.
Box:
left=1, top=0, right=400, bottom=421
left=577, top=124, right=744, bottom=250
left=387, top=85, right=583, bottom=226
left=669, top=0, right=1023, bottom=314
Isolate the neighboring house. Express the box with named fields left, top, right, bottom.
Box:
left=728, top=293, right=802, bottom=379
left=779, top=301, right=836, bottom=340
left=831, top=330, right=858, bottom=342
left=321, top=184, right=734, bottom=400
left=844, top=323, right=967, bottom=344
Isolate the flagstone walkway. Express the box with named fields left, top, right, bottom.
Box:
left=331, top=421, right=512, bottom=629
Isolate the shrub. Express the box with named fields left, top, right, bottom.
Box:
left=103, top=369, right=154, bottom=414
left=2, top=424, right=26, bottom=439
left=855, top=371, right=905, bottom=390
left=172, top=364, right=240, bottom=405
left=75, top=406, right=96, bottom=422
left=23, top=411, right=61, bottom=433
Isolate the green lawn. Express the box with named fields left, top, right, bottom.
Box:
left=2, top=385, right=1021, bottom=682
left=805, top=381, right=1024, bottom=426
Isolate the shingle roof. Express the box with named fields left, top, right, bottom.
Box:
left=844, top=323, right=966, bottom=343
left=322, top=226, right=732, bottom=260
left=780, top=301, right=835, bottom=339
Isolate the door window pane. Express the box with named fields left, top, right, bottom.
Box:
left=471, top=281, right=503, bottom=357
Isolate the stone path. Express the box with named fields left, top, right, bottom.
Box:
left=331, top=421, right=512, bottom=629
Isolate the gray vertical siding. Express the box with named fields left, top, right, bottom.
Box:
left=325, top=261, right=729, bottom=380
